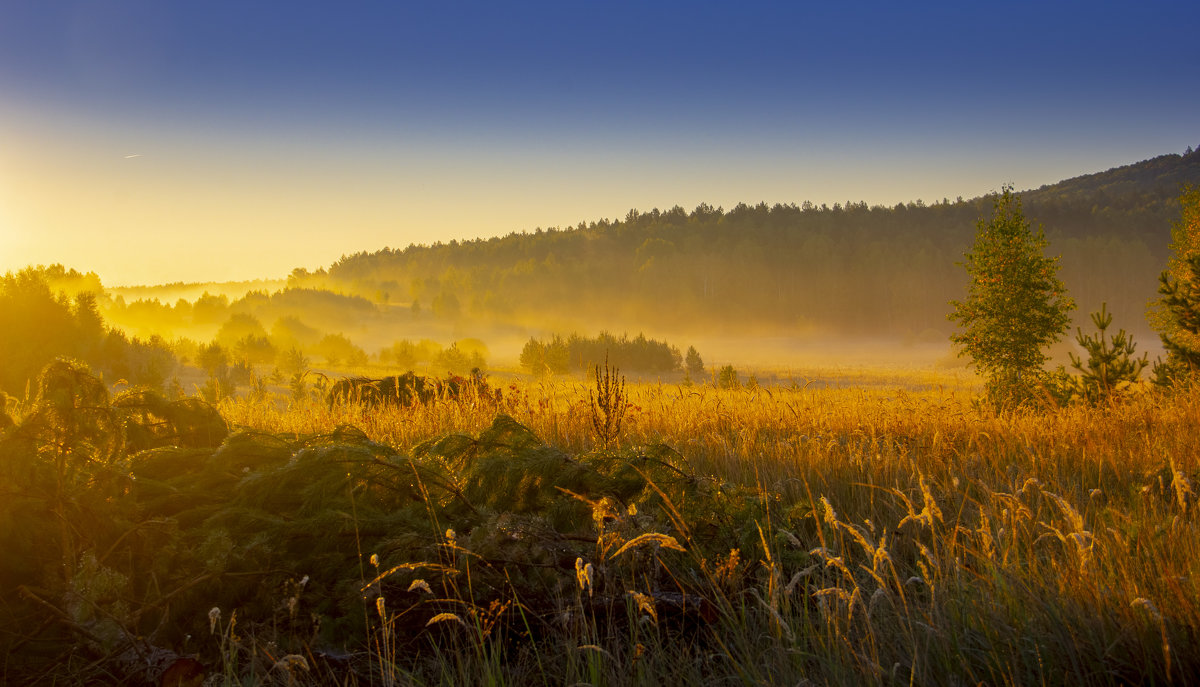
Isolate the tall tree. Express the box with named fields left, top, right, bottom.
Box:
left=1152, top=186, right=1200, bottom=381
left=949, top=186, right=1074, bottom=401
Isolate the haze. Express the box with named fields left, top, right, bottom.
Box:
left=2, top=2, right=1197, bottom=286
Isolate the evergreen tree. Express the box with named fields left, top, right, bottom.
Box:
left=949, top=186, right=1074, bottom=402
left=1155, top=254, right=1200, bottom=380
left=1066, top=303, right=1148, bottom=403
left=685, top=345, right=704, bottom=377
left=1152, top=186, right=1200, bottom=382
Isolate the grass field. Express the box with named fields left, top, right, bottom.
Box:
left=3, top=364, right=1198, bottom=685
left=218, top=368, right=1197, bottom=685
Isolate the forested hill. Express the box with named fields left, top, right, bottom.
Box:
left=302, top=149, right=1200, bottom=338
left=1024, top=150, right=1200, bottom=214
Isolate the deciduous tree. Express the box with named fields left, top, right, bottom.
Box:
left=949, top=186, right=1074, bottom=401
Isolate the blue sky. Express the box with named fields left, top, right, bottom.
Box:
left=1, top=1, right=1197, bottom=284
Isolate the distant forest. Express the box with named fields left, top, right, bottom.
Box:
left=5, top=150, right=1198, bottom=399
left=296, top=150, right=1200, bottom=339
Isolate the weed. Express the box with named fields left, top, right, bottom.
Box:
left=589, top=353, right=628, bottom=448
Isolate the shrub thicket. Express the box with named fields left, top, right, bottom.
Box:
left=520, top=331, right=686, bottom=375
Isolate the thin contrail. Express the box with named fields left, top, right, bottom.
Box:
left=124, top=154, right=142, bottom=159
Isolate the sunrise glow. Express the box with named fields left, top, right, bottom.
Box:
left=2, top=3, right=1197, bottom=285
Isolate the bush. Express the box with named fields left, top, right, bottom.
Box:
left=718, top=365, right=739, bottom=389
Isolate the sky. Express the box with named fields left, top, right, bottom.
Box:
left=1, top=1, right=1198, bottom=286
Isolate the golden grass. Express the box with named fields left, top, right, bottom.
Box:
left=214, top=368, right=1200, bottom=684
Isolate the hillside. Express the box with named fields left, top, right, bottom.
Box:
left=294, top=150, right=1200, bottom=340
left=1026, top=148, right=1200, bottom=213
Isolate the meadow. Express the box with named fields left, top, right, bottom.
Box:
left=4, top=361, right=1196, bottom=685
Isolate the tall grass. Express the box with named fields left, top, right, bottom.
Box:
left=204, top=370, right=1200, bottom=685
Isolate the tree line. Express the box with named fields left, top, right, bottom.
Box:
left=519, top=332, right=693, bottom=375
left=0, top=267, right=176, bottom=397
left=303, top=150, right=1200, bottom=338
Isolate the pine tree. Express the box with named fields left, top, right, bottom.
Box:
left=1152, top=186, right=1200, bottom=383
left=1067, top=303, right=1148, bottom=403
left=949, top=186, right=1074, bottom=402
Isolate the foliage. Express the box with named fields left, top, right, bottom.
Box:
left=0, top=267, right=179, bottom=395
left=519, top=335, right=571, bottom=376
left=1152, top=186, right=1200, bottom=382
left=379, top=339, right=417, bottom=368
left=432, top=289, right=462, bottom=319
left=275, top=346, right=310, bottom=378
left=233, top=334, right=277, bottom=366
left=196, top=342, right=229, bottom=376
left=521, top=331, right=685, bottom=375
left=1, top=363, right=753, bottom=683
left=0, top=360, right=140, bottom=615
left=113, top=386, right=229, bottom=451
left=0, top=269, right=82, bottom=394
left=100, top=330, right=177, bottom=389
left=1155, top=255, right=1200, bottom=382
left=717, top=364, right=739, bottom=389
left=269, top=152, right=1200, bottom=340
left=6, top=361, right=1200, bottom=684
left=949, top=186, right=1075, bottom=402
left=1048, top=303, right=1148, bottom=404
left=196, top=342, right=237, bottom=402
left=453, top=337, right=490, bottom=367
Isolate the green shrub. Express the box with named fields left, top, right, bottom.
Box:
left=718, top=365, right=739, bottom=389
